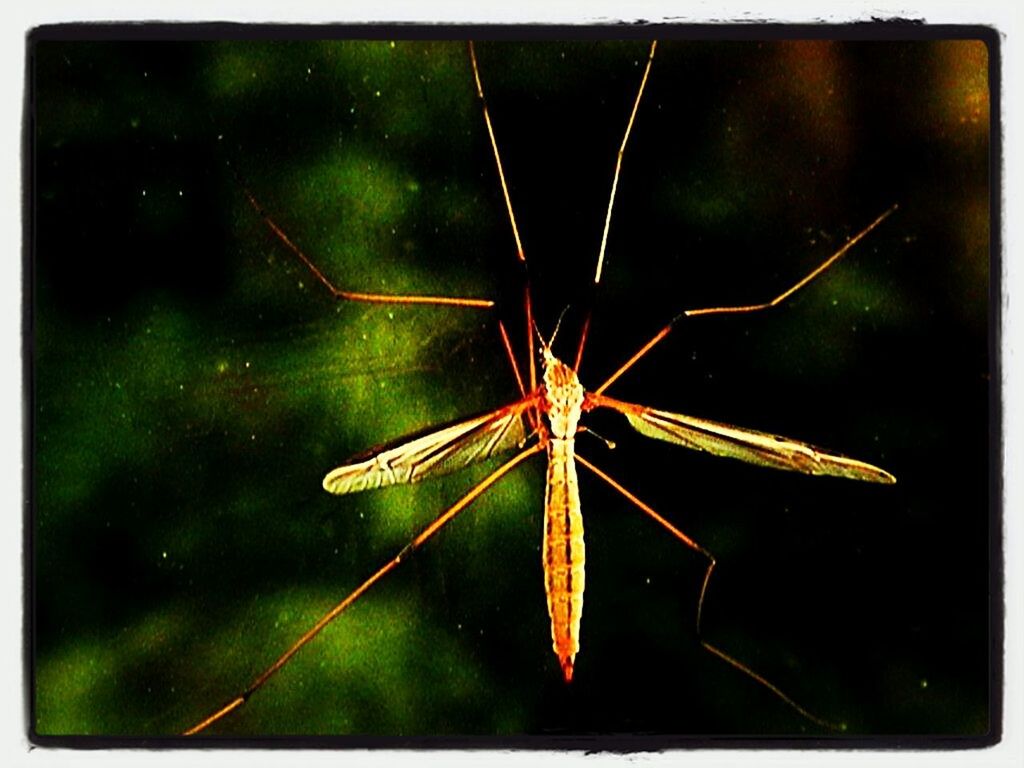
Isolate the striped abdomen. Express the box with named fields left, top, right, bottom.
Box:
left=542, top=437, right=585, bottom=682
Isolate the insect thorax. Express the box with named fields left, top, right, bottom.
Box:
left=542, top=352, right=585, bottom=440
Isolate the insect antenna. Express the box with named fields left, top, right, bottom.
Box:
left=548, top=305, right=572, bottom=353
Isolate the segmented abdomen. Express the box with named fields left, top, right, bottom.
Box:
left=542, top=437, right=585, bottom=682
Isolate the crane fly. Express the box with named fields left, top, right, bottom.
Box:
left=186, top=40, right=897, bottom=736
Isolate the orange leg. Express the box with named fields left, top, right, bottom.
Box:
left=468, top=41, right=527, bottom=267
left=573, top=311, right=591, bottom=375
left=593, top=204, right=898, bottom=396
left=238, top=182, right=494, bottom=309
left=468, top=42, right=537, bottom=393
left=526, top=285, right=536, bottom=392
left=184, top=442, right=543, bottom=736
left=575, top=452, right=842, bottom=731
left=498, top=319, right=527, bottom=399
left=237, top=147, right=532, bottom=401
left=593, top=41, right=658, bottom=287
left=575, top=41, right=658, bottom=377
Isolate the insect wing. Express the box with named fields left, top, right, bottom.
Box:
left=323, top=396, right=538, bottom=495
left=595, top=395, right=895, bottom=484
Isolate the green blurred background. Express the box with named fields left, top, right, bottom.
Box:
left=31, top=33, right=992, bottom=741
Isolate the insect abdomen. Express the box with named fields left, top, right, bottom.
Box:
left=542, top=437, right=585, bottom=682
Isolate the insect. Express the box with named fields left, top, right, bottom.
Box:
left=185, top=40, right=896, bottom=736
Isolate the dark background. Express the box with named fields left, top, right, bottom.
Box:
left=31, top=31, right=992, bottom=741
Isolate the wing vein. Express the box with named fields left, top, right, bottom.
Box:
left=324, top=393, right=540, bottom=495
left=588, top=393, right=895, bottom=484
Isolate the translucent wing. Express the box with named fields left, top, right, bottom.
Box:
left=323, top=395, right=539, bottom=495
left=590, top=393, right=895, bottom=484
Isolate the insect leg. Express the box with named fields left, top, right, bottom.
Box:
left=575, top=452, right=842, bottom=730
left=184, top=441, right=543, bottom=736
left=575, top=41, right=658, bottom=375
left=592, top=41, right=658, bottom=288
left=593, top=204, right=898, bottom=395
left=468, top=41, right=536, bottom=392
left=239, top=158, right=526, bottom=398
left=498, top=319, right=528, bottom=399
left=238, top=181, right=494, bottom=309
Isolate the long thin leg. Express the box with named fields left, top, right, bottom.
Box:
left=468, top=41, right=526, bottom=266
left=498, top=318, right=543, bottom=432
left=184, top=442, right=543, bottom=736
left=593, top=41, right=658, bottom=288
left=498, top=319, right=527, bottom=398
left=526, top=285, right=536, bottom=393
left=573, top=312, right=591, bottom=373
left=468, top=42, right=537, bottom=393
left=240, top=157, right=526, bottom=394
left=593, top=204, right=898, bottom=395
left=575, top=453, right=842, bottom=730
left=240, top=184, right=494, bottom=309
left=575, top=41, right=658, bottom=376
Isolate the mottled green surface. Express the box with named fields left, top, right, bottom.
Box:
left=32, top=36, right=992, bottom=742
